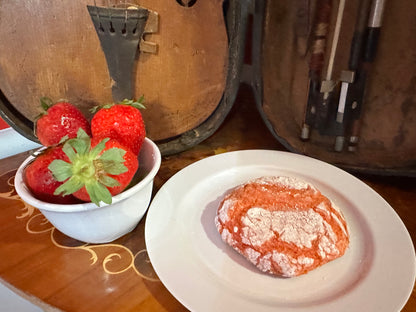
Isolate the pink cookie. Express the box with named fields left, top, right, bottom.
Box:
left=215, top=176, right=349, bottom=277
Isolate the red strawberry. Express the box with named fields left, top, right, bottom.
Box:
left=24, top=146, right=79, bottom=204
left=49, top=129, right=139, bottom=206
left=91, top=98, right=146, bottom=155
left=35, top=97, right=91, bottom=146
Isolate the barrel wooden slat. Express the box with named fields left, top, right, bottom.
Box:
left=256, top=0, right=416, bottom=175
left=0, top=0, right=228, bottom=142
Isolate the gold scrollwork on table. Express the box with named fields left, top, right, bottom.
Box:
left=0, top=169, right=159, bottom=282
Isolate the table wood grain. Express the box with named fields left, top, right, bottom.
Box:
left=1, top=87, right=415, bottom=311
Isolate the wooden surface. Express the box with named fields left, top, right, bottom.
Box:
left=0, top=86, right=415, bottom=311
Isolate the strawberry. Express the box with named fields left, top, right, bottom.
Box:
left=49, top=129, right=139, bottom=206
left=91, top=98, right=146, bottom=155
left=24, top=146, right=79, bottom=204
left=35, top=97, right=91, bottom=146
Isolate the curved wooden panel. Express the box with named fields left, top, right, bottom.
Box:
left=254, top=0, right=416, bottom=176
left=0, top=0, right=228, bottom=142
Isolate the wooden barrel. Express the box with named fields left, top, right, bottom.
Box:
left=250, top=0, right=416, bottom=176
left=0, top=0, right=247, bottom=155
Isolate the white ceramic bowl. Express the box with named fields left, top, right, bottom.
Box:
left=14, top=138, right=161, bottom=244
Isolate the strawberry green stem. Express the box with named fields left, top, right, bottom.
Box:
left=49, top=128, right=127, bottom=206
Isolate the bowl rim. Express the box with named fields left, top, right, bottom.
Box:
left=14, top=137, right=161, bottom=213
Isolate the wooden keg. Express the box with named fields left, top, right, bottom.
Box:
left=2, top=0, right=414, bottom=175
left=0, top=0, right=247, bottom=155
left=249, top=0, right=416, bottom=176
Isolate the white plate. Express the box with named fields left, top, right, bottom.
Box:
left=145, top=150, right=415, bottom=312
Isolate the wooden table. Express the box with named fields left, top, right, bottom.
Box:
left=1, top=87, right=415, bottom=311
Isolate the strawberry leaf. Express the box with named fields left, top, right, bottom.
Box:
left=131, top=102, right=146, bottom=110
left=62, top=142, right=77, bottom=162
left=99, top=175, right=121, bottom=187
left=54, top=176, right=84, bottom=196
left=100, top=147, right=126, bottom=162
left=85, top=181, right=112, bottom=206
left=89, top=97, right=146, bottom=114
left=120, top=98, right=146, bottom=110
left=101, top=161, right=128, bottom=175
left=89, top=103, right=113, bottom=113
left=63, top=129, right=92, bottom=158
left=67, top=138, right=90, bottom=156
left=77, top=128, right=90, bottom=140
left=58, top=135, right=69, bottom=145
left=89, top=105, right=101, bottom=114
left=90, top=138, right=109, bottom=158
left=99, top=148, right=128, bottom=175
left=39, top=97, right=53, bottom=111
left=49, top=160, right=73, bottom=182
left=137, top=95, right=145, bottom=103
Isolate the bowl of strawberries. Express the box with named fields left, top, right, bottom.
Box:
left=14, top=97, right=161, bottom=244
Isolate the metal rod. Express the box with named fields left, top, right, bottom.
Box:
left=324, top=0, right=345, bottom=84
left=300, top=0, right=332, bottom=140
left=317, top=0, right=346, bottom=139
left=347, top=0, right=387, bottom=151
left=334, top=0, right=372, bottom=151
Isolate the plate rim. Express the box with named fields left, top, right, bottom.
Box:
left=145, top=149, right=416, bottom=312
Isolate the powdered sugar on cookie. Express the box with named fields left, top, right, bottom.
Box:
left=215, top=176, right=349, bottom=277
